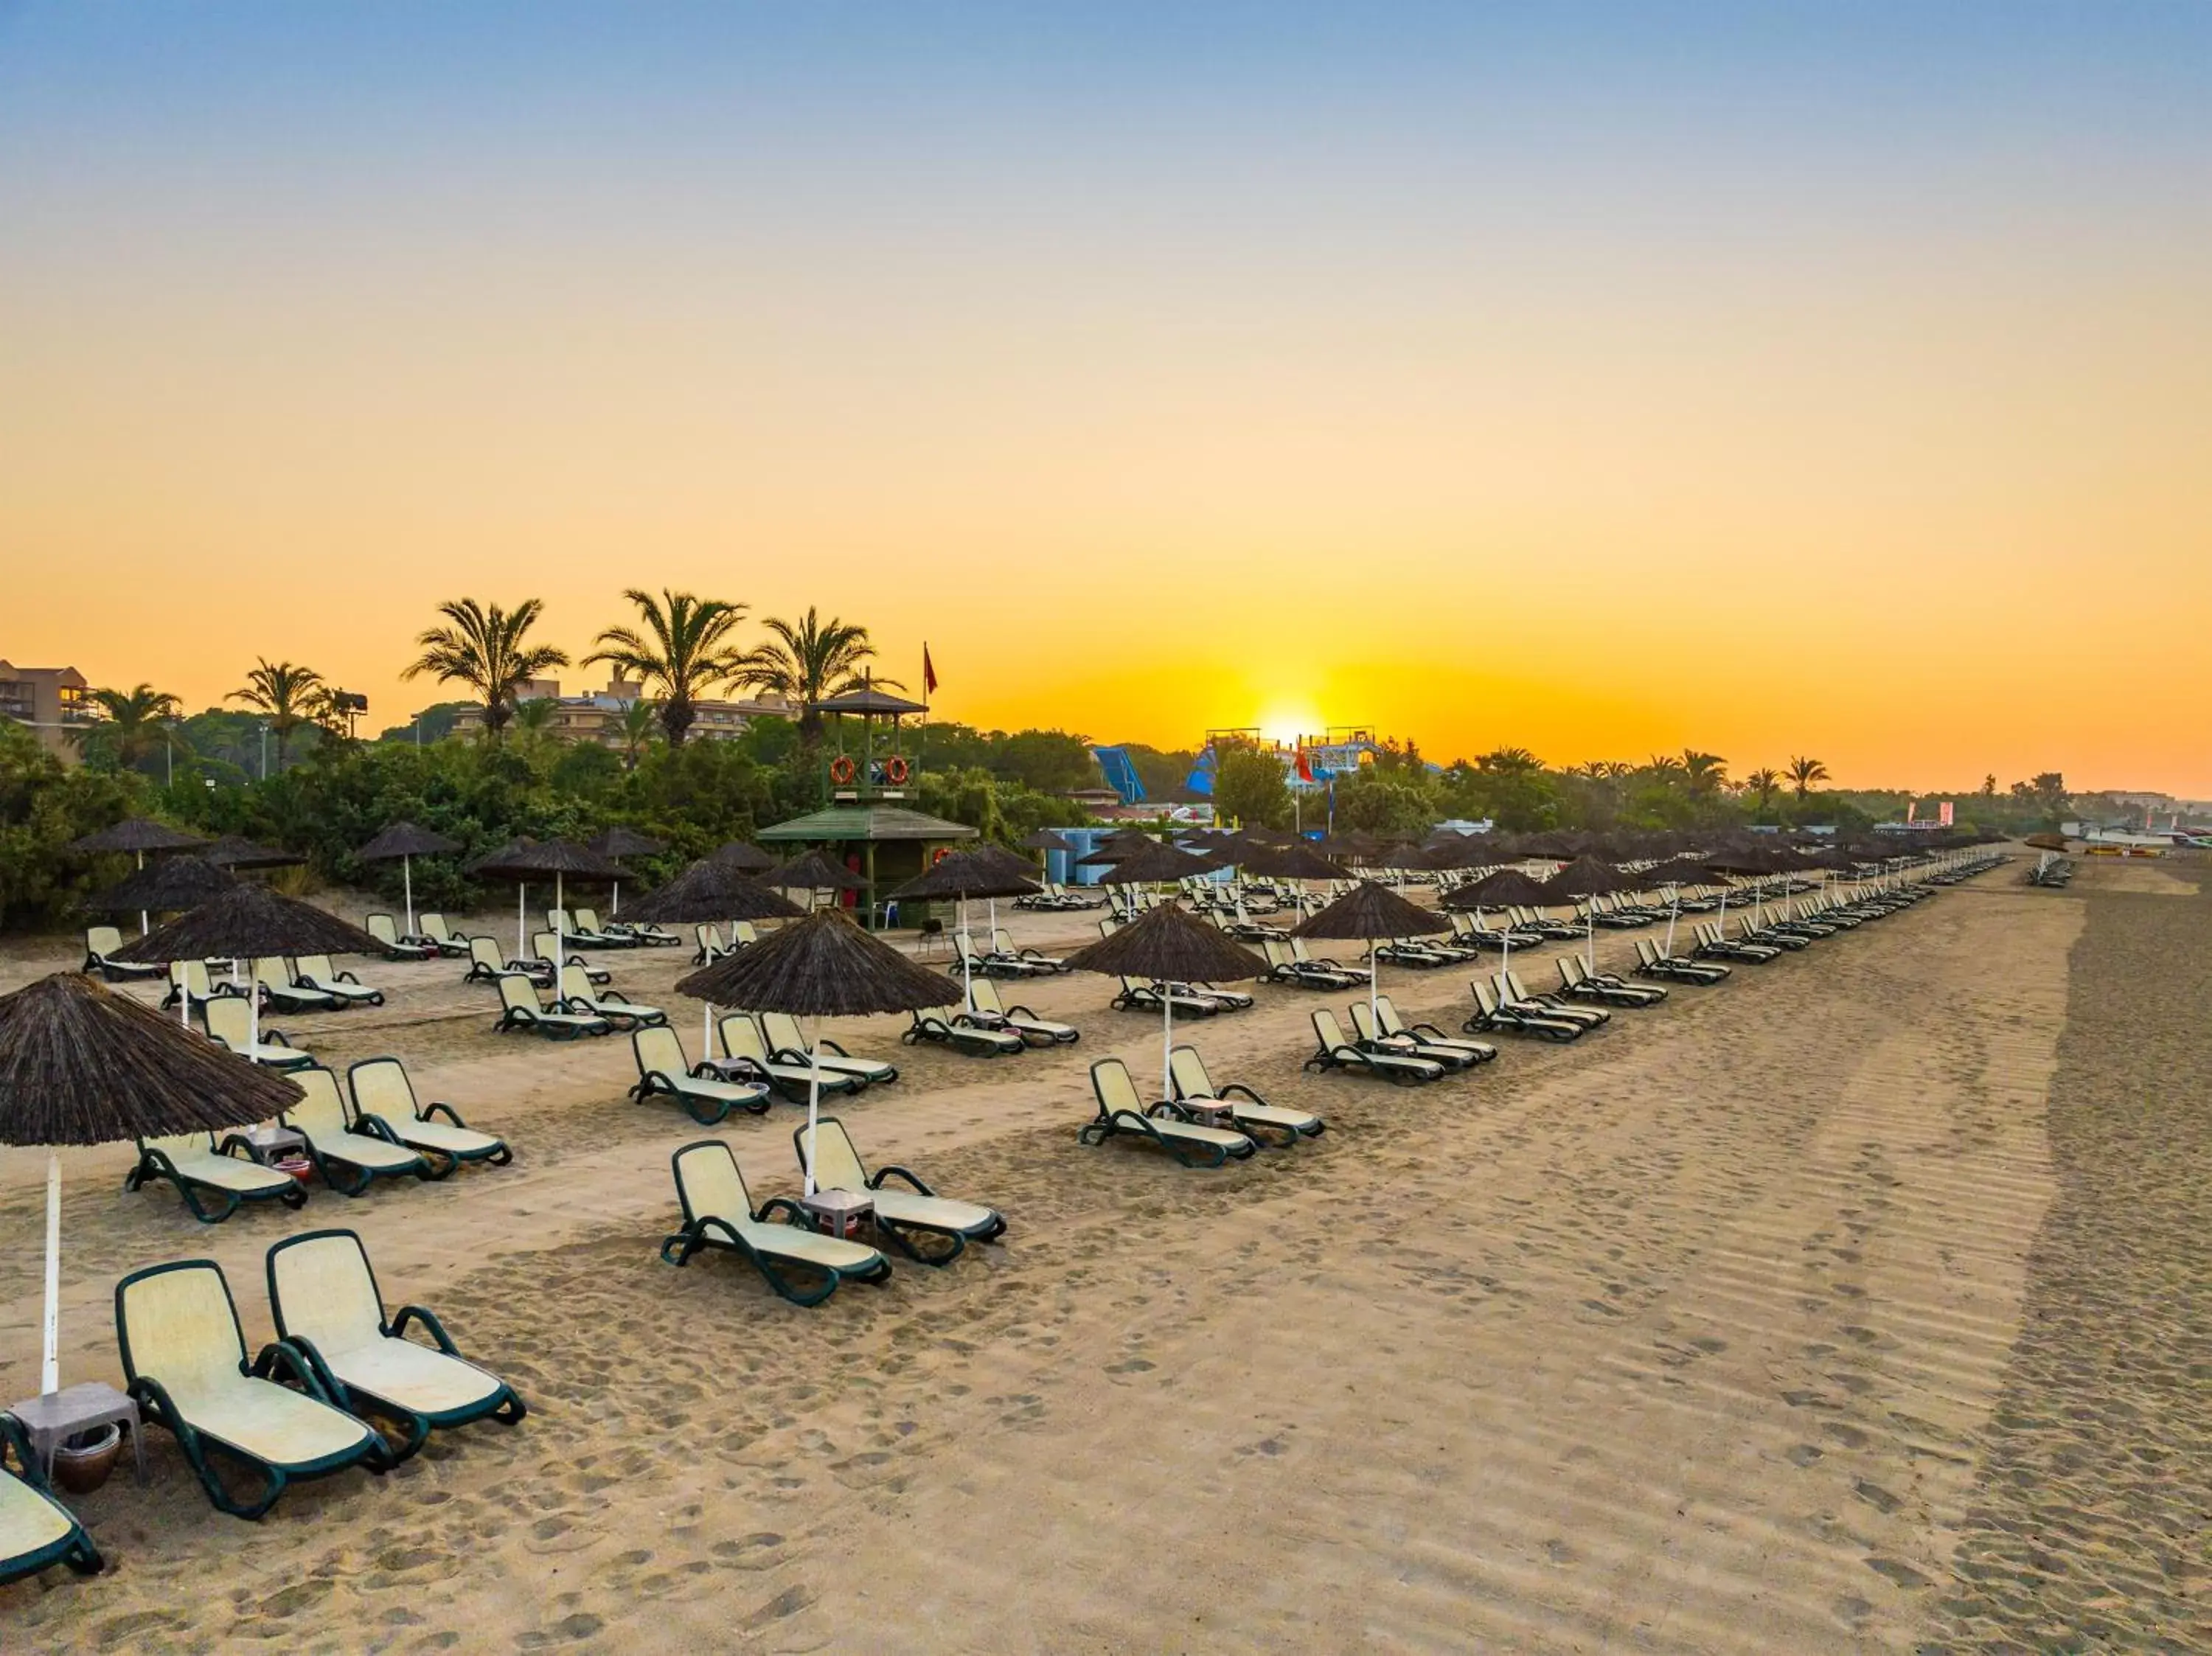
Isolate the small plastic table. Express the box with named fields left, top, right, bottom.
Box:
left=8, top=1382, right=147, bottom=1485
left=1173, top=1098, right=1237, bottom=1130
left=797, top=1189, right=874, bottom=1240
left=237, top=1125, right=307, bottom=1159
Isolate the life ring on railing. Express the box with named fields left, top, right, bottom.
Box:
left=829, top=754, right=858, bottom=785
left=884, top=756, right=910, bottom=784
left=932, top=845, right=952, bottom=865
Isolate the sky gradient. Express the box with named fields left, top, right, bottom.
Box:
left=5, top=4, right=2209, bottom=793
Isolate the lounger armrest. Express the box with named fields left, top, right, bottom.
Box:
left=1408, top=1020, right=1453, bottom=1041
left=251, top=1338, right=339, bottom=1404
left=768, top=1046, right=809, bottom=1065
left=753, top=1196, right=808, bottom=1226
left=1217, top=1081, right=1270, bottom=1106
left=389, top=1304, right=462, bottom=1356
left=421, top=1102, right=471, bottom=1127
left=870, top=1165, right=936, bottom=1197
left=355, top=1116, right=409, bottom=1147
left=815, top=1037, right=854, bottom=1057
left=266, top=1030, right=293, bottom=1047
left=0, top=1412, right=46, bottom=1489
left=218, top=1132, right=274, bottom=1165
left=1005, top=1003, right=1042, bottom=1020
left=274, top=1333, right=347, bottom=1401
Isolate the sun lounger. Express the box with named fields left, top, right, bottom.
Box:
left=658, top=1140, right=891, bottom=1307
left=164, top=959, right=243, bottom=1012
left=1498, top=970, right=1609, bottom=1029
left=1304, top=1007, right=1445, bottom=1084
left=365, top=912, right=437, bottom=961
left=268, top=1230, right=526, bottom=1464
left=415, top=914, right=474, bottom=958
left=1632, top=937, right=1731, bottom=984
left=990, top=928, right=1070, bottom=975
left=83, top=923, right=165, bottom=982
left=959, top=978, right=1078, bottom=1046
left=116, top=1259, right=390, bottom=1519
left=692, top=923, right=736, bottom=964
left=1693, top=922, right=1778, bottom=963
left=530, top=933, right=608, bottom=985
left=1558, top=955, right=1668, bottom=1008
left=491, top=973, right=611, bottom=1039
left=1081, top=1058, right=1257, bottom=1166
left=203, top=995, right=315, bottom=1069
left=556, top=965, right=667, bottom=1030
left=584, top=907, right=679, bottom=947
left=1166, top=1046, right=1322, bottom=1146
left=950, top=935, right=1054, bottom=981
left=630, top=1026, right=771, bottom=1123
left=466, top=934, right=549, bottom=986
left=718, top=1015, right=864, bottom=1099
left=281, top=1069, right=431, bottom=1197
left=126, top=1131, right=308, bottom=1225
left=1111, top=976, right=1225, bottom=1017
left=793, top=1116, right=1005, bottom=1264
left=347, top=1057, right=511, bottom=1177
left=1354, top=998, right=1498, bottom=1071
left=292, top=954, right=385, bottom=1008
left=251, top=956, right=341, bottom=1015
left=904, top=1008, right=1026, bottom=1057
left=1261, top=937, right=1360, bottom=990
left=759, top=1010, right=898, bottom=1085
left=0, top=1413, right=103, bottom=1583
left=1464, top=979, right=1583, bottom=1041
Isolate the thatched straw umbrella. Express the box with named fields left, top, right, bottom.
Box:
left=356, top=821, right=462, bottom=936
left=1638, top=856, right=1733, bottom=956
left=624, top=863, right=804, bottom=1051
left=473, top=838, right=622, bottom=961
left=1441, top=866, right=1554, bottom=979
left=708, top=841, right=778, bottom=875
left=0, top=973, right=302, bottom=1393
left=1293, top=879, right=1452, bottom=1031
left=1060, top=902, right=1265, bottom=1098
left=111, top=883, right=386, bottom=1051
left=1700, top=846, right=1781, bottom=936
left=68, top=817, right=208, bottom=936
left=1539, top=856, right=1642, bottom=970
left=890, top=849, right=1040, bottom=1010
left=675, top=910, right=962, bottom=1197
left=585, top=828, right=667, bottom=914
left=201, top=835, right=303, bottom=872
left=767, top=849, right=867, bottom=912
left=85, top=854, right=236, bottom=917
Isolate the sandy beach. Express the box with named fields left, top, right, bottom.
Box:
left=2, top=856, right=2202, bottom=1652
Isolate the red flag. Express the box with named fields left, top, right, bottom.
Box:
left=1295, top=745, right=1314, bottom=783
left=922, top=645, right=939, bottom=698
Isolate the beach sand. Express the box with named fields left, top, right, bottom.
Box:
left=1, top=857, right=2197, bottom=1652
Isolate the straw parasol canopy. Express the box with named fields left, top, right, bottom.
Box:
left=1060, top=901, right=1266, bottom=984
left=67, top=818, right=205, bottom=857
left=1293, top=880, right=1450, bottom=943
left=1019, top=829, right=1079, bottom=854
left=621, top=861, right=805, bottom=926
left=675, top=907, right=961, bottom=1017
left=0, top=972, right=305, bottom=1394
left=201, top=834, right=305, bottom=871
left=475, top=838, right=624, bottom=880
left=1093, top=840, right=1225, bottom=886
left=0, top=973, right=302, bottom=1147
left=1062, top=902, right=1265, bottom=1098
left=1441, top=868, right=1553, bottom=911
left=356, top=821, right=463, bottom=861
left=1540, top=856, right=1641, bottom=900
left=709, top=841, right=779, bottom=874
left=768, top=849, right=866, bottom=891
left=111, top=883, right=384, bottom=964
left=2023, top=832, right=2069, bottom=852
left=85, top=854, right=237, bottom=915
left=1239, top=840, right=1346, bottom=882
left=675, top=908, right=963, bottom=1197
left=1640, top=857, right=1731, bottom=888
left=587, top=827, right=667, bottom=859
left=890, top=848, right=1039, bottom=904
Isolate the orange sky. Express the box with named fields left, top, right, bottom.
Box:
left=5, top=6, right=2209, bottom=796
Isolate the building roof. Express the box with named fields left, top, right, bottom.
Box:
left=809, top=686, right=930, bottom=717
left=757, top=806, right=979, bottom=843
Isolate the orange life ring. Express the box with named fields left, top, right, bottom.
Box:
left=884, top=756, right=910, bottom=784
left=932, top=845, right=952, bottom=865
left=829, top=754, right=858, bottom=785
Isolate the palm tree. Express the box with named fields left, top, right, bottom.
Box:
left=1681, top=750, right=1728, bottom=797
left=87, top=683, right=181, bottom=770
left=1745, top=767, right=1782, bottom=813
left=731, top=608, right=898, bottom=743
left=510, top=696, right=564, bottom=745
left=404, top=597, right=570, bottom=745
left=613, top=699, right=659, bottom=770
left=1475, top=745, right=1543, bottom=775
left=1642, top=754, right=1688, bottom=783
left=585, top=588, right=752, bottom=747
left=1787, top=755, right=1831, bottom=799
left=229, top=659, right=326, bottom=773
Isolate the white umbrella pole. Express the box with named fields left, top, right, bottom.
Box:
left=803, top=1021, right=821, bottom=1199
left=138, top=849, right=147, bottom=936
left=1500, top=929, right=1512, bottom=1001
left=554, top=873, right=565, bottom=998
left=41, top=1152, right=61, bottom=1394
left=612, top=878, right=620, bottom=916
left=703, top=999, right=714, bottom=1061
left=247, top=958, right=260, bottom=1057
left=403, top=855, right=415, bottom=936
left=1717, top=885, right=1729, bottom=939
left=960, top=897, right=973, bottom=1011
left=517, top=883, right=527, bottom=960
left=1369, top=950, right=1380, bottom=1034
left=1586, top=905, right=1596, bottom=973
left=1161, top=987, right=1174, bottom=1101
left=1665, top=892, right=1680, bottom=958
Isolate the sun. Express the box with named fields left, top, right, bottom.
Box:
left=1259, top=709, right=1321, bottom=748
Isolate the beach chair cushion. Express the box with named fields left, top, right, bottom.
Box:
left=759, top=1012, right=896, bottom=1082
left=0, top=1458, right=83, bottom=1581
left=670, top=1142, right=888, bottom=1276
left=720, top=1016, right=861, bottom=1092
left=347, top=1060, right=509, bottom=1166
left=495, top=975, right=608, bottom=1035
left=286, top=1070, right=428, bottom=1178
left=142, top=1134, right=296, bottom=1196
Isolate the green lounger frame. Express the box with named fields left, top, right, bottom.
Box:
left=1081, top=1060, right=1257, bottom=1168
left=658, top=1140, right=892, bottom=1308
left=792, top=1116, right=1006, bottom=1266
left=268, top=1230, right=526, bottom=1465
left=0, top=1413, right=103, bottom=1584
left=902, top=1011, right=1023, bottom=1057
left=116, top=1259, right=392, bottom=1520
left=125, top=1133, right=310, bottom=1225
